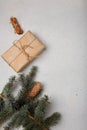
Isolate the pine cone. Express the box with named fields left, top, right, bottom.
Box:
left=28, top=82, right=42, bottom=98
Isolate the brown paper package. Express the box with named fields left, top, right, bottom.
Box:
left=2, top=31, right=45, bottom=72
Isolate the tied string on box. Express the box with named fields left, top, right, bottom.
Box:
left=13, top=40, right=34, bottom=61
left=8, top=38, right=39, bottom=66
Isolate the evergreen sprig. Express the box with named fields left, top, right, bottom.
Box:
left=34, top=95, right=49, bottom=121
left=15, top=66, right=38, bottom=108
left=0, top=66, right=61, bottom=130
left=6, top=105, right=29, bottom=129
left=2, top=76, right=16, bottom=97
left=44, top=112, right=61, bottom=128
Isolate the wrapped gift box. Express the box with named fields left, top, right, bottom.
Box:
left=2, top=31, right=45, bottom=72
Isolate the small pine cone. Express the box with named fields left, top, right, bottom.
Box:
left=28, top=82, right=42, bottom=98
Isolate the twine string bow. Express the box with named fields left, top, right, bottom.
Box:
left=13, top=40, right=34, bottom=61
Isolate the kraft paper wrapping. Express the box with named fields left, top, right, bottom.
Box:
left=2, top=31, right=45, bottom=72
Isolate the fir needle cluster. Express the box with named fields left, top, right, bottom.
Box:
left=0, top=66, right=61, bottom=130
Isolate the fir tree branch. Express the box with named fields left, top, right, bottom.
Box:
left=4, top=127, right=9, bottom=130
left=27, top=114, right=48, bottom=130
left=15, top=81, right=36, bottom=109
left=0, top=98, right=4, bottom=111
left=34, top=95, right=49, bottom=121
left=23, top=121, right=34, bottom=130
left=0, top=108, right=14, bottom=124
left=28, top=66, right=37, bottom=81
left=5, top=105, right=29, bottom=129
left=44, top=112, right=61, bottom=127
left=18, top=74, right=26, bottom=87
left=14, top=66, right=38, bottom=108
left=1, top=76, right=16, bottom=97
left=18, top=66, right=37, bottom=88
left=0, top=67, right=61, bottom=130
